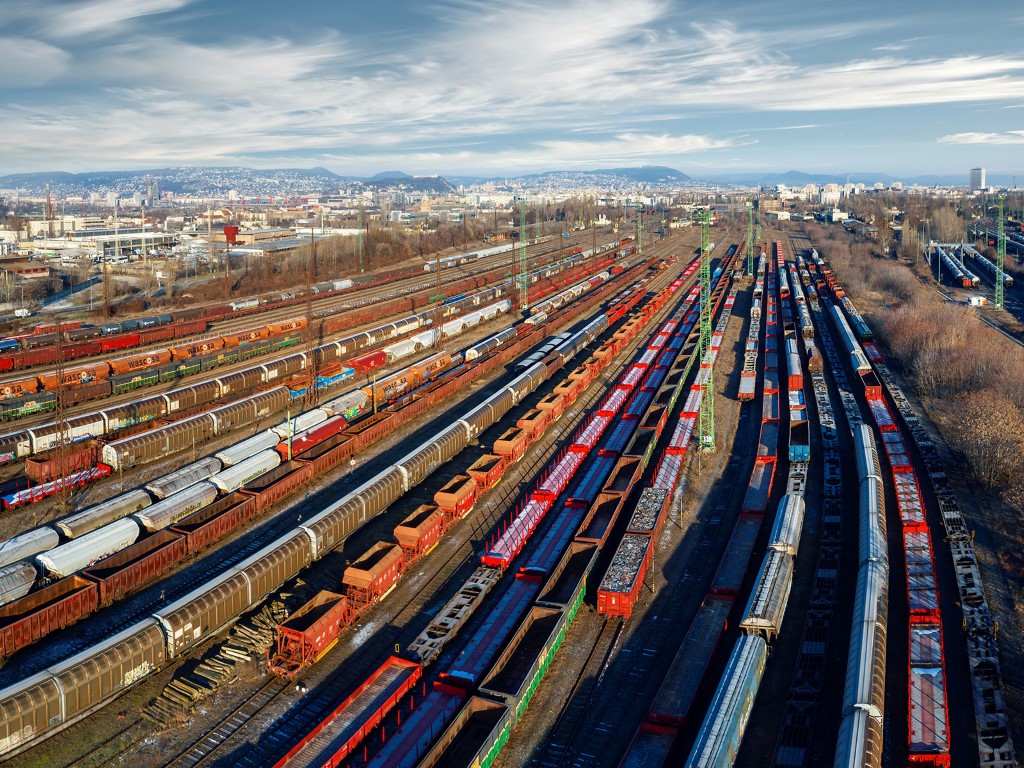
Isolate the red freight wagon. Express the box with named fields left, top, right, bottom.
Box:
left=433, top=474, right=478, bottom=524
left=169, top=319, right=208, bottom=338
left=25, top=442, right=100, bottom=482
left=108, top=349, right=172, bottom=376
left=136, top=326, right=176, bottom=346
left=270, top=657, right=422, bottom=768
left=343, top=542, right=405, bottom=610
left=82, top=530, right=188, bottom=607
left=302, top=434, right=357, bottom=475
left=100, top=332, right=140, bottom=353
left=169, top=337, right=226, bottom=360
left=269, top=590, right=352, bottom=678
left=0, top=575, right=99, bottom=658
left=394, top=505, right=445, bottom=559
left=597, top=532, right=653, bottom=619
left=62, top=340, right=104, bottom=362
left=493, top=427, right=529, bottom=464
left=274, top=416, right=346, bottom=461
left=466, top=454, right=507, bottom=493
left=170, top=492, right=259, bottom=555
left=348, top=349, right=387, bottom=374
left=240, top=460, right=313, bottom=511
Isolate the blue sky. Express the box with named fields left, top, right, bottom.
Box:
left=2, top=0, right=1024, bottom=177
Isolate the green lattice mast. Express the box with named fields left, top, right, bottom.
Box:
left=637, top=205, right=643, bottom=254
left=699, top=211, right=715, bottom=452
left=747, top=196, right=755, bottom=276
left=997, top=196, right=1007, bottom=310
left=519, top=201, right=529, bottom=312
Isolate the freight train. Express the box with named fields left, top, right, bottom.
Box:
left=0, top=236, right=620, bottom=375
left=0, top=257, right=650, bottom=760
left=0, top=265, right=615, bottom=465
left=0, top=248, right=621, bottom=424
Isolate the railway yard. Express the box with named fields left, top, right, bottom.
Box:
left=0, top=222, right=1018, bottom=768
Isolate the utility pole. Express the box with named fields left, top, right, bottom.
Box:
left=53, top=315, right=71, bottom=517
left=636, top=205, right=643, bottom=254
left=997, top=196, right=1007, bottom=310
left=519, top=201, right=528, bottom=313
left=304, top=231, right=320, bottom=409
left=747, top=195, right=755, bottom=276
left=357, top=201, right=365, bottom=273
left=698, top=212, right=715, bottom=453
left=433, top=245, right=444, bottom=351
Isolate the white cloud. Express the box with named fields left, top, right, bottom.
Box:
left=0, top=38, right=70, bottom=86
left=52, top=0, right=195, bottom=37
left=2, top=0, right=1024, bottom=172
left=937, top=131, right=1024, bottom=145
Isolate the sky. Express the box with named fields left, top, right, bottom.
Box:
left=2, top=0, right=1024, bottom=178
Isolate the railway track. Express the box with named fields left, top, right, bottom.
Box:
left=155, top=255, right=688, bottom=768
left=2, top=240, right=687, bottom=768
left=0, top=237, right=574, bottom=386
left=0, top=239, right=587, bottom=429
left=178, top=252, right=696, bottom=768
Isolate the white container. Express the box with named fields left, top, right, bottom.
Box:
left=56, top=489, right=153, bottom=539
left=145, top=457, right=222, bottom=500
left=133, top=482, right=219, bottom=532
left=0, top=561, right=37, bottom=607
left=384, top=338, right=418, bottom=364
left=215, top=430, right=280, bottom=467
left=209, top=450, right=281, bottom=494
left=272, top=410, right=328, bottom=439
left=36, top=519, right=141, bottom=577
left=321, top=390, right=369, bottom=420
left=332, top=279, right=353, bottom=290
left=0, top=527, right=60, bottom=569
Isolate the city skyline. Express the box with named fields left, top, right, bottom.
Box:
left=3, top=0, right=1024, bottom=176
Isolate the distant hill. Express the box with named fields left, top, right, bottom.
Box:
left=448, top=165, right=691, bottom=187
left=703, top=169, right=1017, bottom=187
left=367, top=171, right=413, bottom=181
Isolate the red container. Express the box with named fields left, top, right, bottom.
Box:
left=0, top=357, right=12, bottom=373
left=83, top=530, right=188, bottom=607
left=136, top=325, right=176, bottom=345
left=25, top=442, right=100, bottom=482
left=271, top=657, right=422, bottom=768
left=63, top=340, right=103, bottom=362
left=275, top=416, right=346, bottom=461
left=269, top=590, right=352, bottom=678
left=345, top=412, right=394, bottom=450
left=170, top=318, right=208, bottom=338
left=394, top=505, right=445, bottom=559
left=343, top=542, right=405, bottom=610
left=204, top=305, right=232, bottom=319
left=597, top=532, right=653, bottom=619
left=240, top=460, right=313, bottom=511
left=303, top=434, right=357, bottom=475
left=170, top=492, right=259, bottom=555
left=348, top=350, right=387, bottom=374
left=433, top=474, right=478, bottom=524
left=12, top=347, right=57, bottom=369
left=0, top=576, right=99, bottom=658
left=100, top=332, right=139, bottom=353
left=466, top=454, right=507, bottom=493
left=493, top=427, right=529, bottom=464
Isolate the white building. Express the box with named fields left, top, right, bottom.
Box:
left=970, top=167, right=986, bottom=192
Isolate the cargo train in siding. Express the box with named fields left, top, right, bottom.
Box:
left=0, top=294, right=632, bottom=758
